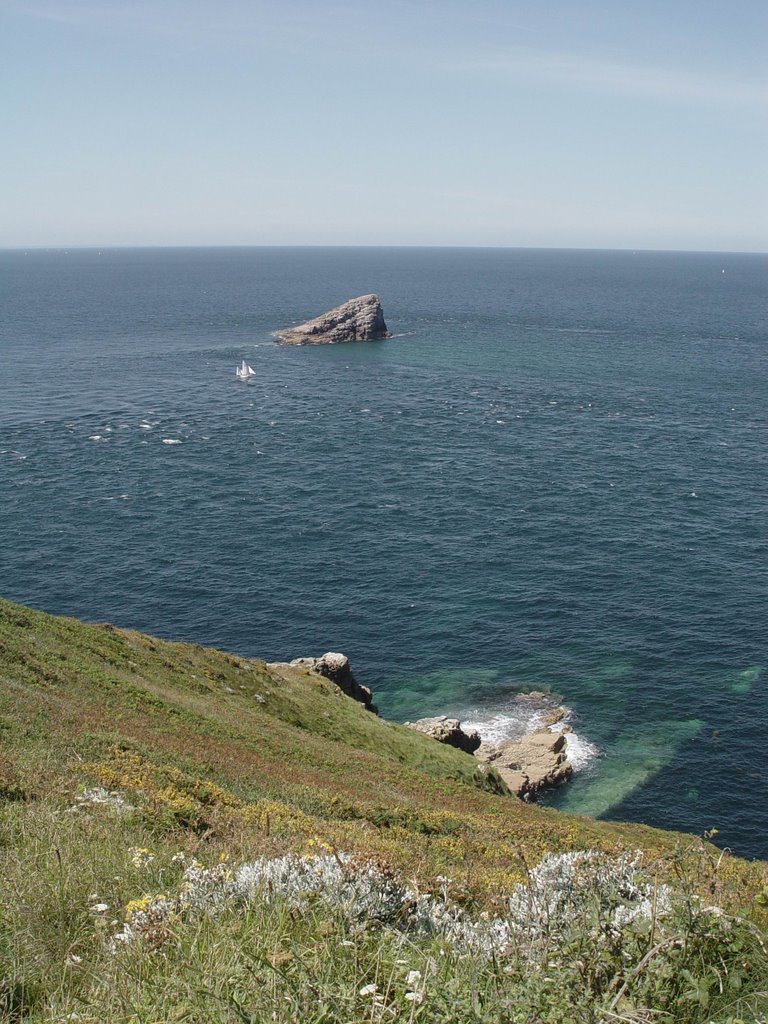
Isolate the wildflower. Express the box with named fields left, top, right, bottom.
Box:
left=405, top=970, right=422, bottom=986
left=91, top=903, right=109, bottom=914
left=107, top=847, right=678, bottom=965
left=111, top=893, right=176, bottom=948
left=129, top=847, right=154, bottom=868
left=359, top=984, right=378, bottom=996
left=405, top=992, right=423, bottom=1003
left=75, top=787, right=132, bottom=812
left=505, top=849, right=673, bottom=944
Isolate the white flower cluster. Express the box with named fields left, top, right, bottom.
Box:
left=112, top=894, right=175, bottom=948
left=359, top=968, right=426, bottom=1008
left=111, top=848, right=674, bottom=958
left=128, top=847, right=155, bottom=868
left=75, top=787, right=133, bottom=812
left=112, top=852, right=412, bottom=948
left=178, top=856, right=233, bottom=914
left=230, top=853, right=409, bottom=923
left=111, top=855, right=229, bottom=947
left=506, top=849, right=672, bottom=941
left=406, top=850, right=677, bottom=957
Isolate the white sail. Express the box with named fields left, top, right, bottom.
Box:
left=236, top=359, right=255, bottom=380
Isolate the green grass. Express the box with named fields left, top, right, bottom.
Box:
left=2, top=595, right=768, bottom=1022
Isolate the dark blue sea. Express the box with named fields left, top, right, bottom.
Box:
left=2, top=246, right=766, bottom=856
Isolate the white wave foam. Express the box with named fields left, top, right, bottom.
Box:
left=462, top=696, right=599, bottom=773
left=561, top=728, right=600, bottom=771
left=162, top=438, right=182, bottom=445
left=462, top=707, right=545, bottom=746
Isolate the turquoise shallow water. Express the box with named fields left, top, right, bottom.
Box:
left=1, top=247, right=766, bottom=855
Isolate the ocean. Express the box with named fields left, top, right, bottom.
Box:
left=2, top=246, right=766, bottom=856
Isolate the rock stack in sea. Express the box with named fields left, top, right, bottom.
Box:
left=273, top=294, right=390, bottom=345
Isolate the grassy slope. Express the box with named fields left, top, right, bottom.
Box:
left=2, top=595, right=765, bottom=901
left=5, top=596, right=768, bottom=1022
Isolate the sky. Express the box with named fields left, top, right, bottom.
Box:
left=1, top=0, right=766, bottom=250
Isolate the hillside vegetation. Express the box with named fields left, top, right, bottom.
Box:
left=1, top=596, right=767, bottom=1023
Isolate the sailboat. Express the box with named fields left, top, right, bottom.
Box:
left=236, top=359, right=256, bottom=380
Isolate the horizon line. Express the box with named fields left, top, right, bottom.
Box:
left=1, top=243, right=766, bottom=257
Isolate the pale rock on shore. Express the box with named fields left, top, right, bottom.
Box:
left=273, top=294, right=390, bottom=345
left=407, top=694, right=574, bottom=800
left=472, top=694, right=573, bottom=800
left=267, top=657, right=572, bottom=799
left=403, top=716, right=481, bottom=754
left=474, top=728, right=572, bottom=801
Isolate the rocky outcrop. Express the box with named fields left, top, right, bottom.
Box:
left=404, top=716, right=481, bottom=754
left=266, top=654, right=572, bottom=799
left=475, top=728, right=572, bottom=801
left=273, top=294, right=390, bottom=345
left=281, top=652, right=378, bottom=713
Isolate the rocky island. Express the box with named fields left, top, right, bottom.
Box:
left=273, top=293, right=390, bottom=345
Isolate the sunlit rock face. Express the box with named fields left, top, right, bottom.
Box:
left=404, top=716, right=482, bottom=755
left=476, top=729, right=573, bottom=801
left=273, top=294, right=390, bottom=345
left=268, top=652, right=378, bottom=713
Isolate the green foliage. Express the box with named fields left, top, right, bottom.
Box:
left=3, top=820, right=767, bottom=1023
left=1, top=595, right=768, bottom=1022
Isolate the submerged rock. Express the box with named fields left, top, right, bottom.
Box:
left=404, top=716, right=481, bottom=754
left=273, top=294, right=390, bottom=345
left=270, top=652, right=378, bottom=713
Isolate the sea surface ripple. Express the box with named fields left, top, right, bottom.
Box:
left=1, top=247, right=766, bottom=856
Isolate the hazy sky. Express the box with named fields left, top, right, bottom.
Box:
left=2, top=0, right=766, bottom=250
